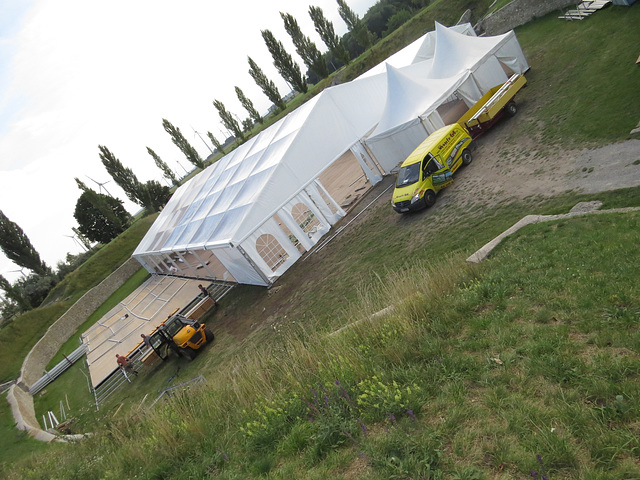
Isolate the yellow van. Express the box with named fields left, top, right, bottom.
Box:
left=391, top=123, right=472, bottom=213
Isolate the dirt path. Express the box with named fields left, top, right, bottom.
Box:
left=451, top=119, right=640, bottom=210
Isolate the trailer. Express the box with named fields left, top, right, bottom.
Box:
left=458, top=73, right=527, bottom=139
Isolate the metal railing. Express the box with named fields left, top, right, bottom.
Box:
left=29, top=344, right=87, bottom=395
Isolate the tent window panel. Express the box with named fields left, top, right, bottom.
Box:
left=273, top=214, right=305, bottom=254
left=291, top=203, right=321, bottom=235
left=256, top=234, right=289, bottom=271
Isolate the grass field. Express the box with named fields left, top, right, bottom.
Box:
left=2, top=2, right=640, bottom=479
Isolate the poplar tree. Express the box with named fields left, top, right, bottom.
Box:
left=99, top=146, right=171, bottom=213
left=147, top=147, right=179, bottom=185
left=0, top=210, right=50, bottom=275
left=0, top=274, right=31, bottom=311
left=248, top=56, right=286, bottom=111
left=261, top=29, right=308, bottom=94
left=235, top=86, right=263, bottom=124
left=162, top=119, right=205, bottom=170
left=337, top=0, right=375, bottom=48
left=99, top=146, right=140, bottom=205
left=213, top=99, right=245, bottom=142
left=207, top=131, right=225, bottom=154
left=281, top=12, right=329, bottom=79
left=309, top=5, right=351, bottom=65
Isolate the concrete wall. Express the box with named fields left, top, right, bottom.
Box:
left=19, top=257, right=143, bottom=389
left=9, top=257, right=143, bottom=442
left=476, top=0, right=576, bottom=35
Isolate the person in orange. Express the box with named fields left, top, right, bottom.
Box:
left=115, top=353, right=138, bottom=376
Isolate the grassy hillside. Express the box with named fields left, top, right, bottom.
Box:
left=0, top=215, right=156, bottom=384
left=8, top=206, right=640, bottom=479
left=2, top=2, right=640, bottom=479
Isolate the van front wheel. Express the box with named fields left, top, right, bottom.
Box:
left=462, top=149, right=473, bottom=166
left=424, top=190, right=437, bottom=208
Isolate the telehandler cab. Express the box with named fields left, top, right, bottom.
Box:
left=147, top=312, right=214, bottom=361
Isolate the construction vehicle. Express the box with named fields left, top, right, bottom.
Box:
left=147, top=311, right=214, bottom=361
left=458, top=73, right=527, bottom=138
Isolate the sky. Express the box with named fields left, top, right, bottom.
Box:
left=0, top=0, right=377, bottom=283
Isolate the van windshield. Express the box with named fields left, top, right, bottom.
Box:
left=396, top=163, right=420, bottom=187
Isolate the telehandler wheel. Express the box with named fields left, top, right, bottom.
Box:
left=204, top=328, right=214, bottom=342
left=505, top=101, right=517, bottom=117
left=462, top=149, right=473, bottom=166
left=179, top=347, right=197, bottom=361
left=424, top=190, right=437, bottom=208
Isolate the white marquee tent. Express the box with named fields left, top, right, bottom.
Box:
left=365, top=22, right=530, bottom=172
left=133, top=71, right=392, bottom=286
left=133, top=23, right=529, bottom=286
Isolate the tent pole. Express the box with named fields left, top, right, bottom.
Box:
left=236, top=245, right=271, bottom=286
left=192, top=250, right=217, bottom=279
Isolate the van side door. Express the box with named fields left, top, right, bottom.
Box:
left=424, top=155, right=453, bottom=190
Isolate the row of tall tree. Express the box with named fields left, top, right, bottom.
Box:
left=213, top=0, right=430, bottom=136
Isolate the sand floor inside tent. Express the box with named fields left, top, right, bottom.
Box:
left=82, top=275, right=206, bottom=387
left=319, top=150, right=371, bottom=210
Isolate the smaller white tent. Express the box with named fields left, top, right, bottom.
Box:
left=365, top=64, right=471, bottom=173
left=364, top=22, right=530, bottom=173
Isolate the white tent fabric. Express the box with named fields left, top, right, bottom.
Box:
left=430, top=22, right=529, bottom=79
left=359, top=23, right=476, bottom=79
left=365, top=64, right=470, bottom=173
left=364, top=23, right=529, bottom=173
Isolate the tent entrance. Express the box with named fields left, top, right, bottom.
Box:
left=437, top=94, right=470, bottom=125
left=318, top=150, right=372, bottom=211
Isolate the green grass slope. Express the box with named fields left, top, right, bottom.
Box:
left=0, top=215, right=156, bottom=384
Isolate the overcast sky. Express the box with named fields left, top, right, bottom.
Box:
left=0, top=0, right=377, bottom=282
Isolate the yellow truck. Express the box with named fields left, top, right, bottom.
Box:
left=147, top=312, right=214, bottom=361
left=391, top=74, right=526, bottom=213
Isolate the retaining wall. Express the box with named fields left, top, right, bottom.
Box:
left=10, top=257, right=143, bottom=442
left=19, top=257, right=143, bottom=389
left=476, top=0, right=576, bottom=35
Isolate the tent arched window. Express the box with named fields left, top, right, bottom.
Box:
left=292, top=203, right=321, bottom=236
left=256, top=234, right=289, bottom=271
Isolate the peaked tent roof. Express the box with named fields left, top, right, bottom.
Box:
left=368, top=63, right=469, bottom=140
left=429, top=22, right=528, bottom=78
left=411, top=22, right=476, bottom=64
left=359, top=23, right=475, bottom=79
